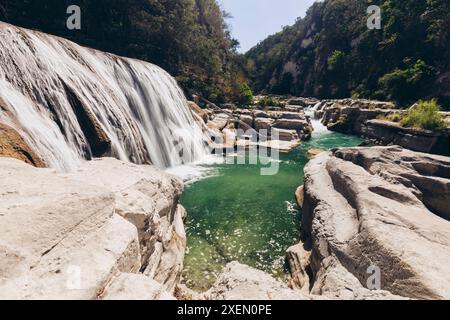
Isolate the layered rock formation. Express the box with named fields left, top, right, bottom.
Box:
left=318, top=100, right=450, bottom=156
left=0, top=157, right=185, bottom=300
left=292, top=146, right=450, bottom=300
left=188, top=101, right=314, bottom=152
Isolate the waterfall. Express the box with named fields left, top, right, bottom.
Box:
left=0, top=22, right=208, bottom=171
left=305, top=102, right=328, bottom=133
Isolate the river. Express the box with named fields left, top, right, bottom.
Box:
left=180, top=120, right=363, bottom=291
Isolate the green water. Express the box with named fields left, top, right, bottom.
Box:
left=181, top=129, right=363, bottom=291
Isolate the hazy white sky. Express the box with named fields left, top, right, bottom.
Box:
left=220, top=0, right=317, bottom=53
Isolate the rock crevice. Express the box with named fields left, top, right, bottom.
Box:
left=295, top=146, right=450, bottom=300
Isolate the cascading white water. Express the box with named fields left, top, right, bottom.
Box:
left=0, top=22, right=208, bottom=171
left=305, top=102, right=328, bottom=133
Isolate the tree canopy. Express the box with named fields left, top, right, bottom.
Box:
left=245, top=0, right=450, bottom=108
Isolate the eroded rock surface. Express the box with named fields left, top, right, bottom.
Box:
left=299, top=146, right=450, bottom=300
left=0, top=157, right=186, bottom=299
left=203, top=262, right=311, bottom=300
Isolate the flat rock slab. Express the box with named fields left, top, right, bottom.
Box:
left=0, top=158, right=141, bottom=299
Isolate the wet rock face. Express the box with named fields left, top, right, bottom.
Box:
left=0, top=123, right=45, bottom=167
left=0, top=157, right=184, bottom=299
left=299, top=146, right=450, bottom=300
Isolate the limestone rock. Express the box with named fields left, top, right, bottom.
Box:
left=188, top=101, right=208, bottom=123
left=254, top=117, right=275, bottom=131
left=0, top=123, right=45, bottom=167
left=311, top=257, right=407, bottom=300
left=272, top=128, right=299, bottom=142
left=307, top=148, right=326, bottom=159
left=239, top=115, right=254, bottom=128
left=102, top=273, right=175, bottom=300
left=0, top=158, right=141, bottom=299
left=300, top=146, right=450, bottom=300
left=319, top=101, right=449, bottom=156
left=273, top=119, right=308, bottom=131
left=295, top=185, right=304, bottom=208
left=253, top=110, right=270, bottom=118
left=204, top=262, right=311, bottom=300
left=0, top=157, right=185, bottom=299
left=286, top=243, right=311, bottom=293
left=209, top=113, right=231, bottom=131
left=64, top=158, right=186, bottom=291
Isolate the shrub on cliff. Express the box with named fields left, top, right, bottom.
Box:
left=401, top=100, right=446, bottom=132
left=236, top=83, right=254, bottom=106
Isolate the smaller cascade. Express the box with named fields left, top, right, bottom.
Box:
left=305, top=102, right=328, bottom=134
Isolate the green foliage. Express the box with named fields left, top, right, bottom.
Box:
left=378, top=59, right=434, bottom=106
left=245, top=0, right=450, bottom=109
left=377, top=113, right=403, bottom=123
left=401, top=100, right=446, bottom=131
left=328, top=50, right=345, bottom=70
left=388, top=113, right=403, bottom=123
left=257, top=96, right=283, bottom=108
left=236, top=83, right=254, bottom=106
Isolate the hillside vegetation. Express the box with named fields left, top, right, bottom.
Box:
left=245, top=0, right=450, bottom=108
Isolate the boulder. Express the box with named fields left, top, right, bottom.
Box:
left=295, top=185, right=304, bottom=208
left=307, top=148, right=326, bottom=159
left=0, top=158, right=141, bottom=299
left=271, top=128, right=299, bottom=142
left=0, top=123, right=45, bottom=167
left=0, top=157, right=186, bottom=299
left=203, top=262, right=311, bottom=300
left=102, top=273, right=175, bottom=300
left=285, top=105, right=304, bottom=112
left=286, top=243, right=311, bottom=293
left=188, top=101, right=208, bottom=123
left=254, top=117, right=275, bottom=131
left=300, top=146, right=450, bottom=300
left=222, top=128, right=237, bottom=149
left=277, top=112, right=306, bottom=120
left=64, top=158, right=186, bottom=291
left=253, top=110, right=270, bottom=118
left=209, top=113, right=231, bottom=131
left=273, top=119, right=308, bottom=131
left=239, top=115, right=254, bottom=129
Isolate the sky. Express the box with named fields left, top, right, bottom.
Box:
left=220, top=0, right=317, bottom=53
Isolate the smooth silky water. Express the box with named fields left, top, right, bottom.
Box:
left=181, top=126, right=364, bottom=291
